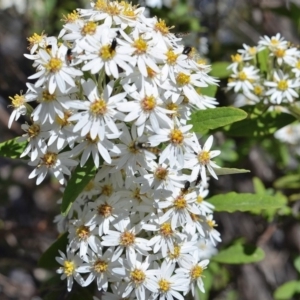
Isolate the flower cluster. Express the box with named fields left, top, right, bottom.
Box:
left=227, top=33, right=300, bottom=107
left=9, top=1, right=222, bottom=299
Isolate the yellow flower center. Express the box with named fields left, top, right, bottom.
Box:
left=120, top=1, right=136, bottom=17
left=41, top=91, right=56, bottom=102
left=159, top=223, right=173, bottom=237
left=146, top=67, right=156, bottom=78
left=94, top=259, right=108, bottom=273
left=154, top=167, right=168, bottom=180
left=133, top=38, right=148, bottom=54
left=141, top=95, right=156, bottom=111
left=55, top=111, right=72, bottom=127
left=275, top=48, right=285, bottom=58
left=296, top=60, right=300, bottom=69
left=277, top=80, right=288, bottom=91
left=270, top=37, right=279, bottom=46
left=166, top=102, right=178, bottom=112
left=197, top=196, right=203, bottom=203
left=168, top=245, right=181, bottom=259
left=130, top=269, right=146, bottom=284
left=238, top=71, right=248, bottom=81
left=63, top=260, right=75, bottom=277
left=174, top=195, right=187, bottom=209
left=81, top=21, right=97, bottom=36
left=27, top=124, right=40, bottom=138
left=97, top=203, right=112, bottom=218
left=27, top=33, right=43, bottom=47
left=76, top=225, right=90, bottom=240
left=198, top=151, right=210, bottom=165
left=170, top=128, right=184, bottom=145
left=94, top=0, right=107, bottom=11
left=248, top=47, right=257, bottom=55
left=41, top=152, right=58, bottom=167
left=190, top=265, right=203, bottom=280
left=90, top=99, right=107, bottom=116
left=176, top=72, right=190, bottom=86
left=10, top=94, right=25, bottom=108
left=106, top=2, right=120, bottom=15
left=207, top=219, right=217, bottom=229
left=46, top=58, right=63, bottom=73
left=62, top=10, right=80, bottom=23
left=101, top=184, right=113, bottom=196
left=158, top=279, right=171, bottom=292
left=166, top=49, right=179, bottom=65
left=132, top=187, right=143, bottom=203
left=100, top=44, right=116, bottom=60
left=253, top=85, right=263, bottom=95
left=155, top=19, right=171, bottom=35
left=231, top=53, right=242, bottom=63
left=120, top=230, right=135, bottom=246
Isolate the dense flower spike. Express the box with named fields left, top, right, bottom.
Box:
left=9, top=1, right=222, bottom=299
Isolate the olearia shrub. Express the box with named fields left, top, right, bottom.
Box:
left=4, top=0, right=293, bottom=299
left=5, top=1, right=227, bottom=299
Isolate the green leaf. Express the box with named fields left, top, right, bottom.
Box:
left=208, top=192, right=287, bottom=212
left=200, top=85, right=218, bottom=98
left=210, top=62, right=232, bottom=78
left=213, top=168, right=250, bottom=176
left=253, top=177, right=266, bottom=195
left=62, top=158, right=96, bottom=215
left=189, top=107, right=247, bottom=134
left=0, top=138, right=27, bottom=159
left=225, top=111, right=296, bottom=137
left=274, top=280, right=300, bottom=300
left=274, top=174, right=300, bottom=189
left=38, top=233, right=68, bottom=269
left=212, top=241, right=265, bottom=264
left=257, top=48, right=269, bottom=73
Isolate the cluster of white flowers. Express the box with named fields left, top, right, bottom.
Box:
left=8, top=1, right=222, bottom=299
left=227, top=33, right=300, bottom=107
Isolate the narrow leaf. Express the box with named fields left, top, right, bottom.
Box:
left=61, top=158, right=96, bottom=215
left=38, top=233, right=68, bottom=269
left=213, top=168, right=250, bottom=176
left=208, top=192, right=287, bottom=212
left=253, top=177, right=266, bottom=195
left=212, top=242, right=265, bottom=264
left=257, top=48, right=269, bottom=73
left=0, top=138, right=27, bottom=159
left=190, top=107, right=247, bottom=134
left=274, top=174, right=300, bottom=189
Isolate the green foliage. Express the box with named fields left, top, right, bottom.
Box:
left=274, top=174, right=300, bottom=189
left=225, top=108, right=296, bottom=137
left=61, top=158, right=96, bottom=215
left=213, top=168, right=250, bottom=176
left=257, top=48, right=269, bottom=73
left=190, top=107, right=247, bottom=134
left=210, top=62, right=232, bottom=78
left=0, top=138, right=27, bottom=159
left=274, top=280, right=300, bottom=300
left=38, top=233, right=68, bottom=269
left=208, top=192, right=287, bottom=212
left=200, top=84, right=218, bottom=98
left=212, top=240, right=265, bottom=264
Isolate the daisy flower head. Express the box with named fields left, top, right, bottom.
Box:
left=67, top=78, right=126, bottom=140
left=56, top=250, right=85, bottom=291
left=26, top=41, right=83, bottom=94
left=185, top=134, right=221, bottom=184
left=258, top=33, right=288, bottom=51
left=264, top=70, right=300, bottom=104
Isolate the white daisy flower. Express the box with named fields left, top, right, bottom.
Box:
left=264, top=70, right=300, bottom=104
left=101, top=217, right=151, bottom=262
left=28, top=146, right=78, bottom=185
left=185, top=135, right=221, bottom=184
left=67, top=79, right=126, bottom=140
left=77, top=248, right=123, bottom=291
left=27, top=42, right=83, bottom=94
left=258, top=33, right=288, bottom=51
left=149, top=261, right=189, bottom=300
left=56, top=250, right=85, bottom=291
